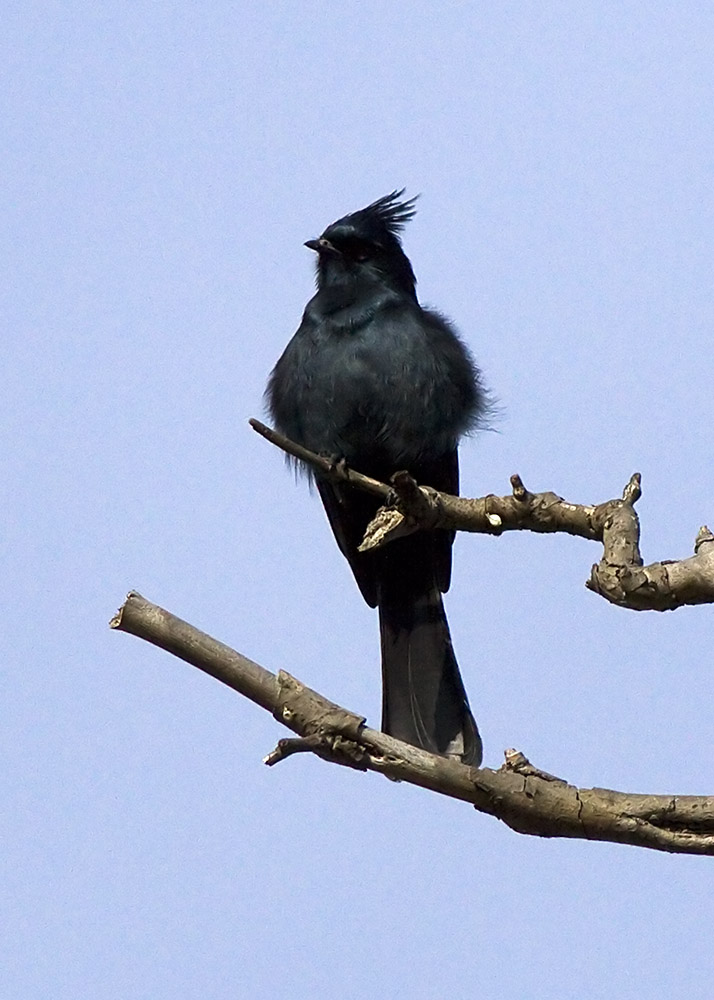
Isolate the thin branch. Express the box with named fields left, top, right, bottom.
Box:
left=249, top=418, right=389, bottom=499
left=251, top=419, right=714, bottom=612
left=111, top=592, right=714, bottom=856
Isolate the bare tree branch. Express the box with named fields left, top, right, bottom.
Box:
left=111, top=592, right=714, bottom=856
left=249, top=418, right=388, bottom=499
left=250, top=419, right=714, bottom=611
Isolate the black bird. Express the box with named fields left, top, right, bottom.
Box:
left=267, top=191, right=487, bottom=765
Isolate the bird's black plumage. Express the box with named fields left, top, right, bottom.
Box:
left=267, top=190, right=487, bottom=764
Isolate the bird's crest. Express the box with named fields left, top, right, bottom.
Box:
left=327, top=189, right=419, bottom=245
left=359, top=189, right=419, bottom=236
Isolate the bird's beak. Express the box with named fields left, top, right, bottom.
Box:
left=304, top=237, right=340, bottom=255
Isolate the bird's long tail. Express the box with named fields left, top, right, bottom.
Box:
left=378, top=555, right=481, bottom=766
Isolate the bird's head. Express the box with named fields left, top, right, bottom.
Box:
left=305, top=190, right=418, bottom=297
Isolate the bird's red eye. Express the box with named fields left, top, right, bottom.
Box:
left=352, top=241, right=374, bottom=262
left=338, top=236, right=373, bottom=261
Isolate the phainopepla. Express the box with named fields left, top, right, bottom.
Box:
left=267, top=190, right=487, bottom=765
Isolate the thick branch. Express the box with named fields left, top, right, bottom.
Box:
left=111, top=593, right=714, bottom=855
left=251, top=419, right=714, bottom=612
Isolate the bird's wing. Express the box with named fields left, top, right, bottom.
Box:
left=316, top=478, right=380, bottom=607
left=316, top=447, right=459, bottom=606
left=413, top=449, right=459, bottom=594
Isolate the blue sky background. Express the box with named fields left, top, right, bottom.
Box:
left=3, top=3, right=714, bottom=997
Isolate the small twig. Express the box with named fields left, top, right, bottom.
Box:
left=263, top=737, right=322, bottom=766
left=503, top=749, right=567, bottom=784
left=249, top=418, right=389, bottom=499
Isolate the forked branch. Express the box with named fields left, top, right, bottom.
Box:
left=250, top=419, right=714, bottom=611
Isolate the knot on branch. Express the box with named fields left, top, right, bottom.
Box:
left=358, top=471, right=446, bottom=552
left=588, top=561, right=673, bottom=610
left=503, top=749, right=568, bottom=784
left=695, top=525, right=714, bottom=553
left=271, top=671, right=368, bottom=769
